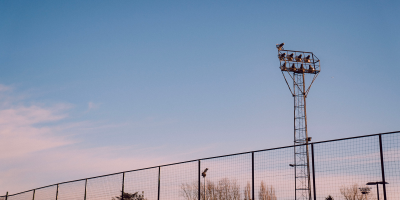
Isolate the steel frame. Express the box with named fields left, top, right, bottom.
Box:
left=277, top=46, right=321, bottom=200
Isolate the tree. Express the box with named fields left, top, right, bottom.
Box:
left=112, top=191, right=147, bottom=200
left=340, top=184, right=370, bottom=200
left=258, top=181, right=276, bottom=200
left=180, top=178, right=241, bottom=200
left=325, top=195, right=334, bottom=200
left=181, top=182, right=199, bottom=200
left=244, top=182, right=251, bottom=200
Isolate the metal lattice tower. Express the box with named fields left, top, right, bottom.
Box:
left=276, top=43, right=321, bottom=200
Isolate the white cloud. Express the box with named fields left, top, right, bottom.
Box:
left=0, top=86, right=182, bottom=195
left=0, top=84, right=12, bottom=92
left=87, top=101, right=101, bottom=112
left=0, top=105, right=73, bottom=159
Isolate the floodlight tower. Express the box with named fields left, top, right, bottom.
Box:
left=276, top=43, right=321, bottom=200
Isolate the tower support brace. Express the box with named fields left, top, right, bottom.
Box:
left=293, top=73, right=311, bottom=200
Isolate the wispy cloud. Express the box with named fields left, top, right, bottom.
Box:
left=0, top=104, right=73, bottom=159
left=0, top=85, right=194, bottom=195
left=0, top=84, right=12, bottom=92
left=87, top=101, right=101, bottom=112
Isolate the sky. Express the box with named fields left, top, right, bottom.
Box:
left=0, top=0, right=399, bottom=195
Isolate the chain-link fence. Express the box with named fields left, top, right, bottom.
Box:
left=2, top=131, right=399, bottom=200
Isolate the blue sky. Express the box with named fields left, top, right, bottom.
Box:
left=0, top=0, right=399, bottom=194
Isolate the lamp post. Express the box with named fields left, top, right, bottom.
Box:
left=202, top=168, right=208, bottom=200
left=366, top=182, right=388, bottom=200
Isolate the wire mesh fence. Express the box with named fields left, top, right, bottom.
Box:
left=200, top=153, right=252, bottom=200
left=124, top=167, right=159, bottom=200
left=160, top=161, right=198, bottom=200
left=313, top=135, right=382, bottom=200
left=6, top=191, right=33, bottom=200
left=382, top=133, right=400, bottom=200
left=254, top=146, right=295, bottom=200
left=2, top=131, right=399, bottom=200
left=58, top=180, right=86, bottom=200
left=34, top=185, right=57, bottom=200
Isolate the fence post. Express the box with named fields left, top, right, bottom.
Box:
left=252, top=152, right=254, bottom=200
left=32, top=189, right=35, bottom=200
left=157, top=167, right=161, bottom=200
left=5, top=191, right=8, bottom=200
left=198, top=160, right=201, bottom=200
left=122, top=172, right=125, bottom=200
left=379, top=134, right=387, bottom=200
left=56, top=184, right=59, bottom=200
left=84, top=179, right=87, bottom=200
left=311, top=144, right=316, bottom=200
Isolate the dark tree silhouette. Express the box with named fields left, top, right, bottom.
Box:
left=325, top=195, right=334, bottom=200
left=112, top=191, right=146, bottom=200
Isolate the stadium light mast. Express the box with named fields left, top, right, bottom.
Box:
left=276, top=43, right=321, bottom=200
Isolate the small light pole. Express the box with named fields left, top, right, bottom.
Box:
left=366, top=182, right=388, bottom=200
left=202, top=168, right=208, bottom=200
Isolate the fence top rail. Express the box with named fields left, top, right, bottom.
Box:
left=7, top=189, right=33, bottom=197
left=311, top=130, right=400, bottom=145
left=5, top=130, right=399, bottom=196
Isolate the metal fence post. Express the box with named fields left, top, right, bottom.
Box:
left=198, top=160, right=201, bottom=200
left=32, top=189, right=35, bottom=200
left=379, top=134, right=387, bottom=200
left=157, top=167, right=161, bottom=200
left=311, top=144, right=316, bottom=200
left=5, top=192, right=8, bottom=200
left=252, top=152, right=254, bottom=200
left=56, top=184, right=59, bottom=200
left=84, top=179, right=87, bottom=200
left=122, top=172, right=125, bottom=200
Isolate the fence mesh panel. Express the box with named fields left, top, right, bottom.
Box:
left=34, top=186, right=57, bottom=200
left=255, top=147, right=294, bottom=200
left=7, top=191, right=33, bottom=200
left=4, top=132, right=400, bottom=200
left=58, top=180, right=86, bottom=200
left=313, top=136, right=382, bottom=200
left=159, top=161, right=198, bottom=200
left=124, top=168, right=159, bottom=200
left=86, top=174, right=123, bottom=200
left=200, top=153, right=252, bottom=200
left=382, top=133, right=400, bottom=199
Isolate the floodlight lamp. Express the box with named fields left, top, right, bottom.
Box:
left=279, top=53, right=286, bottom=61
left=276, top=43, right=285, bottom=50
left=299, top=64, right=305, bottom=72
left=366, top=182, right=388, bottom=185
left=290, top=63, right=296, bottom=71
left=202, top=168, right=208, bottom=178
left=305, top=55, right=311, bottom=63
left=307, top=137, right=312, bottom=141
left=359, top=187, right=371, bottom=195
left=287, top=53, right=294, bottom=61
left=280, top=63, right=287, bottom=71
left=295, top=54, right=302, bottom=62
left=289, top=164, right=295, bottom=167
left=308, top=65, right=315, bottom=73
